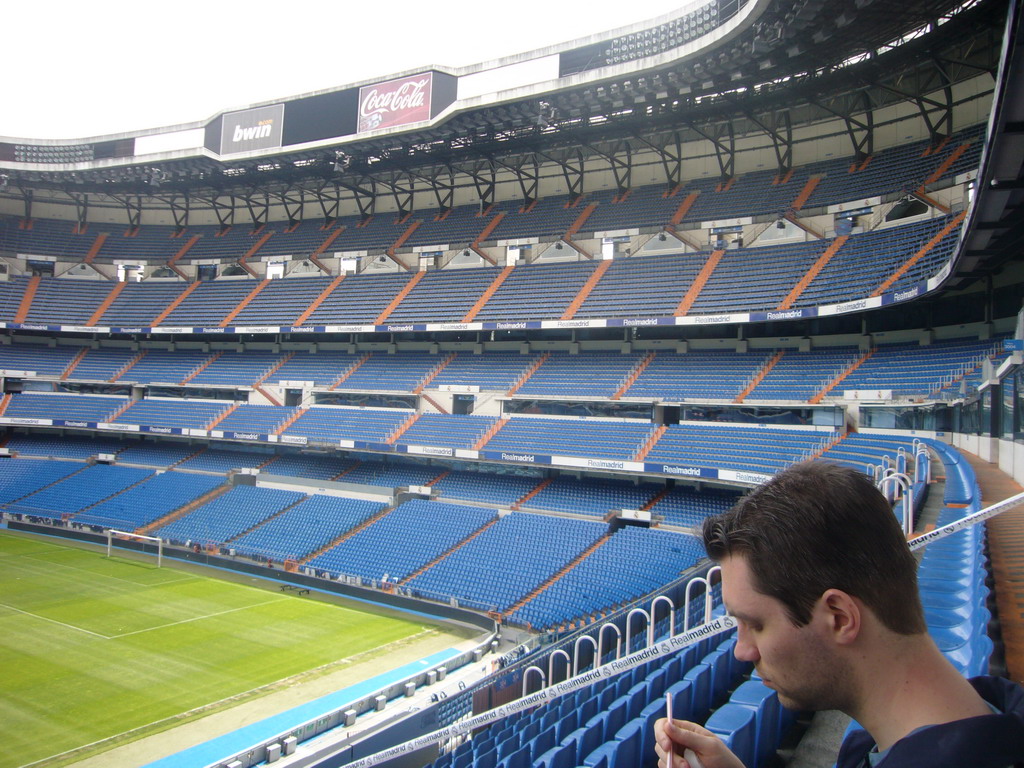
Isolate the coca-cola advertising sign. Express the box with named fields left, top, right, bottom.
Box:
left=358, top=73, right=433, bottom=133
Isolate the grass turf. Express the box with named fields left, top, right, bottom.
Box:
left=0, top=531, right=434, bottom=768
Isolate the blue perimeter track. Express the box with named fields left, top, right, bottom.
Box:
left=143, top=647, right=461, bottom=768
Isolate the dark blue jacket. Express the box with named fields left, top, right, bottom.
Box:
left=836, top=676, right=1024, bottom=767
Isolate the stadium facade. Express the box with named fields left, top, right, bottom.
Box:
left=0, top=0, right=1022, bottom=766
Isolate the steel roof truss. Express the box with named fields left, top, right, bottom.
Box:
left=245, top=192, right=270, bottom=229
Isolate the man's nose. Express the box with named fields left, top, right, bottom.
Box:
left=733, top=627, right=760, bottom=663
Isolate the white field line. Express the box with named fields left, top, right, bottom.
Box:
left=108, top=597, right=286, bottom=638
left=0, top=593, right=285, bottom=641
left=0, top=601, right=109, bottom=639
left=17, top=628, right=440, bottom=768
left=14, top=549, right=195, bottom=588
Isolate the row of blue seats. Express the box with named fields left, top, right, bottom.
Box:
left=0, top=335, right=1007, bottom=402
left=0, top=212, right=969, bottom=328
left=0, top=126, right=981, bottom=270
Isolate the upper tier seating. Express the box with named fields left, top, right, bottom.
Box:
left=623, top=350, right=769, bottom=401
left=519, top=477, right=665, bottom=519
left=744, top=347, right=860, bottom=401
left=5, top=433, right=130, bottom=459
left=213, top=404, right=296, bottom=434
left=334, top=352, right=443, bottom=391
left=307, top=499, right=497, bottom=582
left=283, top=407, right=410, bottom=444
left=303, top=271, right=414, bottom=325
left=337, top=460, right=442, bottom=487
left=393, top=414, right=497, bottom=450
left=385, top=267, right=503, bottom=323
left=113, top=399, right=232, bottom=430
left=154, top=485, right=306, bottom=546
left=318, top=214, right=408, bottom=254
left=0, top=213, right=965, bottom=329
left=574, top=250, right=706, bottom=319
left=403, top=205, right=495, bottom=249
left=817, top=433, right=919, bottom=472
left=0, top=126, right=983, bottom=279
left=1, top=337, right=1000, bottom=402
left=648, top=486, right=742, bottom=529
left=26, top=279, right=112, bottom=325
left=230, top=494, right=384, bottom=562
left=508, top=526, right=704, bottom=628
left=65, top=347, right=138, bottom=381
left=73, top=471, right=224, bottom=530
left=802, top=124, right=984, bottom=210
left=430, top=470, right=542, bottom=508
left=405, top=511, right=606, bottom=612
left=644, top=424, right=831, bottom=473
left=100, top=282, right=190, bottom=326
left=261, top=350, right=363, bottom=388
left=484, top=418, right=655, bottom=460
left=111, top=349, right=217, bottom=384
left=0, top=459, right=86, bottom=503
left=690, top=239, right=828, bottom=314
left=176, top=446, right=275, bottom=473
left=14, top=463, right=154, bottom=518
left=257, top=453, right=356, bottom=480
left=485, top=196, right=581, bottom=241
left=582, top=184, right=704, bottom=232
left=515, top=352, right=650, bottom=398
left=0, top=342, right=80, bottom=377
left=428, top=352, right=536, bottom=392
left=795, top=215, right=959, bottom=306
left=4, top=393, right=127, bottom=422
left=838, top=336, right=1010, bottom=398
left=0, top=219, right=95, bottom=261
left=179, top=221, right=342, bottom=263
left=473, top=260, right=598, bottom=321
left=116, top=442, right=201, bottom=467
left=186, top=351, right=289, bottom=387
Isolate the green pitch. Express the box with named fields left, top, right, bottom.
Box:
left=0, top=531, right=435, bottom=768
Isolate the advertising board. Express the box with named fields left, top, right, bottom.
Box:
left=220, top=104, right=285, bottom=155
left=358, top=73, right=433, bottom=133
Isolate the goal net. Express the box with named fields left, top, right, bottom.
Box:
left=106, top=530, right=163, bottom=567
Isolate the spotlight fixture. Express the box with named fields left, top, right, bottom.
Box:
left=147, top=169, right=169, bottom=187
left=333, top=151, right=352, bottom=172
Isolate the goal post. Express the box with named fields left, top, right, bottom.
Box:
left=106, top=530, right=163, bottom=567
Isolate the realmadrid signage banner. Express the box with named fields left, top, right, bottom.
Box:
left=220, top=104, right=285, bottom=155
left=358, top=73, right=433, bottom=133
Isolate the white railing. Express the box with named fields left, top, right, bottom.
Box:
left=877, top=470, right=914, bottom=536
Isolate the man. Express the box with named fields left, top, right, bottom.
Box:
left=654, top=461, right=1024, bottom=768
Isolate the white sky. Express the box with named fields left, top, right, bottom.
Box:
left=5, top=0, right=686, bottom=140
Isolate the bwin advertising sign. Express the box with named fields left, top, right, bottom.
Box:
left=221, top=104, right=285, bottom=155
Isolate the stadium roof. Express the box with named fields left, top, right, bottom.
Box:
left=0, top=0, right=1007, bottom=205
left=950, top=0, right=1024, bottom=287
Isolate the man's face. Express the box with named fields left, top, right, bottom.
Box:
left=720, top=554, right=853, bottom=712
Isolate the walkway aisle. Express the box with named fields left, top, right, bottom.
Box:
left=959, top=450, right=1024, bottom=685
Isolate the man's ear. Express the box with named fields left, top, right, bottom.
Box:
left=818, top=588, right=861, bottom=644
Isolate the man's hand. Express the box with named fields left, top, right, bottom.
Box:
left=654, top=717, right=747, bottom=768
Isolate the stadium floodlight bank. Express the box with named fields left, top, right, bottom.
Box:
left=106, top=529, right=163, bottom=567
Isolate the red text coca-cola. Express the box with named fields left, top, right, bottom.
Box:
left=358, top=73, right=433, bottom=133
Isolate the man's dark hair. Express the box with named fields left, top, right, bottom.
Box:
left=702, top=461, right=926, bottom=634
